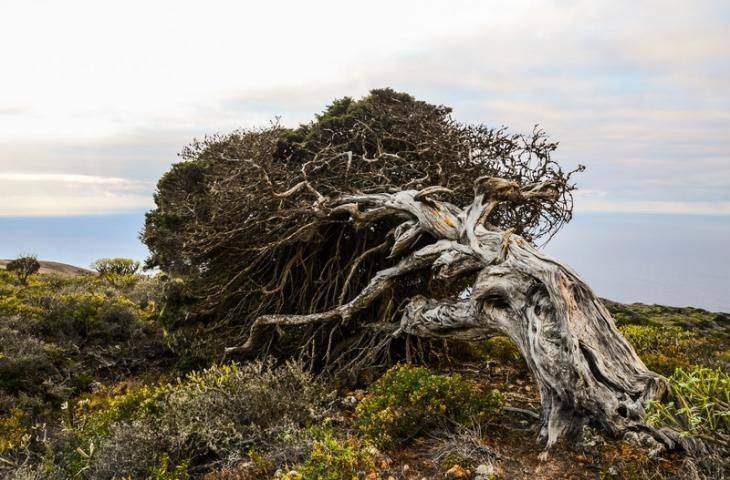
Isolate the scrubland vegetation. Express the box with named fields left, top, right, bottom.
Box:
left=0, top=267, right=727, bottom=479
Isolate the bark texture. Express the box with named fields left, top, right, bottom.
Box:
left=230, top=179, right=681, bottom=452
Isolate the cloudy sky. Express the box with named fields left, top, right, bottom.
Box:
left=1, top=0, right=728, bottom=309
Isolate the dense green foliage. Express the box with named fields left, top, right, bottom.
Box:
left=0, top=267, right=171, bottom=477
left=356, top=364, right=502, bottom=448
left=291, top=433, right=376, bottom=480
left=0, top=269, right=166, bottom=413
left=610, top=301, right=728, bottom=376
left=619, top=325, right=725, bottom=375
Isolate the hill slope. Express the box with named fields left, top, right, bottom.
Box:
left=0, top=259, right=93, bottom=276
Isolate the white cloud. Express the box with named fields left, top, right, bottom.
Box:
left=0, top=173, right=150, bottom=187
left=0, top=0, right=511, bottom=140
left=0, top=0, right=728, bottom=216
left=577, top=200, right=730, bottom=216
left=0, top=194, right=152, bottom=217
left=0, top=173, right=153, bottom=216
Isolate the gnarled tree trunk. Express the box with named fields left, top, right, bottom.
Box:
left=230, top=179, right=681, bottom=452
left=398, top=233, right=666, bottom=451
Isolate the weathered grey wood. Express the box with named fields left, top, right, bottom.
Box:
left=233, top=179, right=679, bottom=453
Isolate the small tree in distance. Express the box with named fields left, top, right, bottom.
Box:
left=91, top=257, right=141, bottom=287
left=6, top=255, right=41, bottom=285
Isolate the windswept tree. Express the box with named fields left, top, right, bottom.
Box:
left=6, top=255, right=40, bottom=285
left=144, top=89, right=685, bottom=453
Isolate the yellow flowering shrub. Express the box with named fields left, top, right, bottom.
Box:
left=0, top=408, right=30, bottom=454
left=295, top=432, right=375, bottom=480
left=620, top=325, right=694, bottom=375
left=72, top=383, right=166, bottom=439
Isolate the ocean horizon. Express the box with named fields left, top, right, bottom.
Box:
left=1, top=211, right=728, bottom=313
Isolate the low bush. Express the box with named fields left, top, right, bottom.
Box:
left=293, top=432, right=375, bottom=480
left=0, top=409, right=29, bottom=455
left=0, top=326, right=67, bottom=399
left=481, top=336, right=525, bottom=368
left=82, top=420, right=167, bottom=479
left=0, top=272, right=173, bottom=477
left=75, top=360, right=329, bottom=478
left=72, top=383, right=164, bottom=440
left=620, top=325, right=693, bottom=355
left=427, top=425, right=497, bottom=471
left=620, top=324, right=726, bottom=375
left=38, top=293, right=139, bottom=344
left=149, top=454, right=191, bottom=480
left=0, top=298, right=40, bottom=318
left=620, top=325, right=695, bottom=375
left=160, top=360, right=328, bottom=458
left=356, top=364, right=502, bottom=448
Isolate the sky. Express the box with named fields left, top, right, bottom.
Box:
left=0, top=1, right=728, bottom=310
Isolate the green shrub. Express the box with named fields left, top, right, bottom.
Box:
left=0, top=274, right=145, bottom=345
left=0, top=408, right=29, bottom=454
left=482, top=336, right=525, bottom=368
left=81, top=360, right=328, bottom=478
left=247, top=448, right=276, bottom=476
left=356, top=364, right=502, bottom=448
left=72, top=383, right=164, bottom=439
left=620, top=325, right=694, bottom=375
left=40, top=293, right=139, bottom=344
left=620, top=324, right=726, bottom=375
left=0, top=272, right=165, bottom=435
left=646, top=367, right=729, bottom=445
left=295, top=432, right=375, bottom=480
left=620, top=324, right=693, bottom=354
left=148, top=454, right=190, bottom=480
left=49, top=384, right=166, bottom=478
left=160, top=360, right=327, bottom=456
left=0, top=326, right=67, bottom=398
left=0, top=273, right=170, bottom=478
left=0, top=298, right=40, bottom=318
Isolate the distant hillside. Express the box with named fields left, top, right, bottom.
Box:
left=603, top=298, right=729, bottom=336
left=0, top=259, right=93, bottom=276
